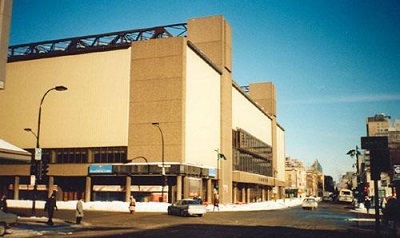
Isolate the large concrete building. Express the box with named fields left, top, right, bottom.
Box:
left=0, top=15, right=286, bottom=204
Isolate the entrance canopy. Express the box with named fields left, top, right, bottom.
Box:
left=0, top=138, right=31, bottom=163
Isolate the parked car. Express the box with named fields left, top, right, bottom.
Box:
left=0, top=210, right=17, bottom=236
left=302, top=197, right=318, bottom=210
left=167, top=198, right=207, bottom=217
left=338, top=189, right=354, bottom=203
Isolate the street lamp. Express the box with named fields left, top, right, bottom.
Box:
left=152, top=122, right=165, bottom=202
left=25, top=85, right=68, bottom=215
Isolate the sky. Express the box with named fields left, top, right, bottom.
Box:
left=8, top=0, right=400, bottom=181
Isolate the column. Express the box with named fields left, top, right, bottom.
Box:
left=246, top=187, right=251, bottom=203
left=125, top=176, right=131, bottom=202
left=13, top=176, right=20, bottom=200
left=176, top=175, right=182, bottom=201
left=48, top=176, right=54, bottom=198
left=262, top=188, right=266, bottom=202
left=207, top=178, right=212, bottom=203
left=233, top=185, right=238, bottom=204
left=85, top=176, right=91, bottom=202
left=241, top=187, right=246, bottom=203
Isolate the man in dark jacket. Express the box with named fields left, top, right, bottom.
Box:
left=45, top=193, right=58, bottom=226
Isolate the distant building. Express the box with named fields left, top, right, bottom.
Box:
left=285, top=157, right=306, bottom=198
left=365, top=113, right=400, bottom=197
left=305, top=160, right=324, bottom=197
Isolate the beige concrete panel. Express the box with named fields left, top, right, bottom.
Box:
left=131, top=56, right=184, bottom=81
left=0, top=49, right=131, bottom=148
left=275, top=126, right=286, bottom=182
left=131, top=37, right=185, bottom=60
left=188, top=16, right=228, bottom=70
left=49, top=164, right=90, bottom=176
left=128, top=37, right=185, bottom=163
left=188, top=15, right=224, bottom=43
left=190, top=42, right=223, bottom=70
left=232, top=171, right=275, bottom=186
left=130, top=100, right=183, bottom=125
left=0, top=164, right=29, bottom=176
left=224, top=20, right=232, bottom=72
left=249, top=82, right=277, bottom=116
left=185, top=46, right=220, bottom=168
left=232, top=87, right=272, bottom=145
left=128, top=121, right=182, bottom=163
left=131, top=78, right=182, bottom=102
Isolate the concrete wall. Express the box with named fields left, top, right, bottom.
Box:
left=128, top=37, right=186, bottom=163
left=232, top=86, right=272, bottom=145
left=0, top=49, right=131, bottom=148
left=185, top=46, right=221, bottom=168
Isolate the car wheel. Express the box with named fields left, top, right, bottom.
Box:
left=198, top=214, right=203, bottom=217
left=0, top=222, right=6, bottom=237
left=167, top=209, right=171, bottom=215
left=180, top=210, right=186, bottom=217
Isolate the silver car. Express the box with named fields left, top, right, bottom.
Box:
left=302, top=197, right=318, bottom=210
left=0, top=210, right=17, bottom=236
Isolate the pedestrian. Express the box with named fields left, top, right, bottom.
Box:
left=213, top=194, right=219, bottom=211
left=129, top=196, right=136, bottom=214
left=76, top=197, right=84, bottom=224
left=0, top=195, right=8, bottom=213
left=364, top=196, right=371, bottom=214
left=44, top=193, right=57, bottom=225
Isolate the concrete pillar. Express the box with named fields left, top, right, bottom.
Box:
left=125, top=176, right=131, bottom=202
left=241, top=187, right=246, bottom=203
left=233, top=185, right=238, bottom=204
left=262, top=188, right=266, bottom=202
left=48, top=176, right=54, bottom=198
left=246, top=187, right=251, bottom=203
left=85, top=176, right=91, bottom=202
left=207, top=178, right=212, bottom=203
left=13, top=176, right=20, bottom=200
left=176, top=175, right=182, bottom=201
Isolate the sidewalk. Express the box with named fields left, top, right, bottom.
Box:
left=8, top=198, right=303, bottom=213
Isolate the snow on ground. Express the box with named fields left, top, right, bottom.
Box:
left=9, top=198, right=302, bottom=213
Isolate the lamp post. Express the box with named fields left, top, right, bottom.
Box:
left=25, top=85, right=68, bottom=216
left=152, top=122, right=165, bottom=202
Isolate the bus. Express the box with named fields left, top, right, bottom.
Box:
left=338, top=189, right=354, bottom=203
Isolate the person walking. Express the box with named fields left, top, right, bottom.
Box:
left=213, top=194, right=220, bottom=211
left=44, top=193, right=57, bottom=226
left=0, top=195, right=8, bottom=213
left=364, top=196, right=371, bottom=214
left=75, top=197, right=84, bottom=224
left=129, top=196, right=136, bottom=215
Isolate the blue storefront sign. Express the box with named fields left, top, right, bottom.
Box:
left=89, top=164, right=113, bottom=174
left=209, top=168, right=217, bottom=177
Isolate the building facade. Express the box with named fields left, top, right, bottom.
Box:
left=0, top=15, right=286, bottom=204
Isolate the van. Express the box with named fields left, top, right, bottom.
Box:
left=338, top=189, right=354, bottom=203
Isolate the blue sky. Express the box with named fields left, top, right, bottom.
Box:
left=9, top=0, right=400, bottom=181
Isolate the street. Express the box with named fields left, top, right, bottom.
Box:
left=5, top=202, right=378, bottom=238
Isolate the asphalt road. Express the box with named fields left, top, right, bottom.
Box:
left=6, top=202, right=377, bottom=238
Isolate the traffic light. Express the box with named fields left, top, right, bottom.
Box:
left=41, top=161, right=49, bottom=179
left=30, top=161, right=38, bottom=176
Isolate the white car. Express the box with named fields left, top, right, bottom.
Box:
left=167, top=199, right=207, bottom=217
left=0, top=210, right=17, bottom=236
left=302, top=197, right=318, bottom=210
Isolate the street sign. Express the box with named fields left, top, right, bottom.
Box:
left=34, top=148, right=42, bottom=160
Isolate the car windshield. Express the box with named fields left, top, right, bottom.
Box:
left=182, top=200, right=198, bottom=205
